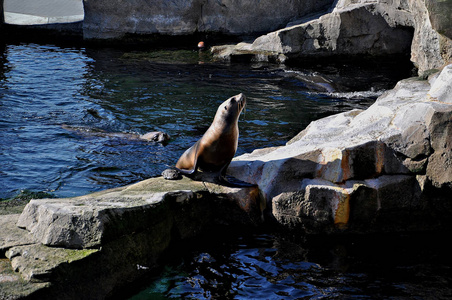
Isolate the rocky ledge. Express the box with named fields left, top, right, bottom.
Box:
left=229, top=63, right=452, bottom=234
left=212, top=0, right=452, bottom=76
left=0, top=177, right=261, bottom=299
left=1, top=65, right=451, bottom=299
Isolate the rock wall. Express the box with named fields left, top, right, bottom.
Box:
left=228, top=64, right=452, bottom=234
left=0, top=0, right=4, bottom=30
left=254, top=1, right=414, bottom=56
left=82, top=0, right=333, bottom=40
left=410, top=0, right=452, bottom=75
left=212, top=0, right=452, bottom=75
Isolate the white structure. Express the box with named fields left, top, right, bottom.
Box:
left=3, top=0, right=83, bottom=25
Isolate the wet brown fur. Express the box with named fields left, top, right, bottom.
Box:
left=175, top=93, right=246, bottom=178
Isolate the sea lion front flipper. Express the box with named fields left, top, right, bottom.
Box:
left=175, top=141, right=200, bottom=176
left=175, top=167, right=196, bottom=176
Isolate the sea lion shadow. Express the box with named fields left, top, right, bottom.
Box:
left=191, top=171, right=257, bottom=188
left=163, top=168, right=256, bottom=188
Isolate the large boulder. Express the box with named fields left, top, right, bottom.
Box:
left=16, top=177, right=262, bottom=249
left=1, top=176, right=262, bottom=299
left=408, top=0, right=451, bottom=75
left=255, top=1, right=413, bottom=56
left=212, top=1, right=414, bottom=62
left=212, top=0, right=452, bottom=75
left=228, top=64, right=452, bottom=233
left=82, top=0, right=333, bottom=40
left=426, top=0, right=452, bottom=39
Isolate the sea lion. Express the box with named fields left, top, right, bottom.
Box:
left=140, top=131, right=170, bottom=143
left=175, top=93, right=246, bottom=183
left=61, top=125, right=170, bottom=143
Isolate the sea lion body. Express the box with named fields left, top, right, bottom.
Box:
left=175, top=93, right=246, bottom=179
left=62, top=125, right=170, bottom=143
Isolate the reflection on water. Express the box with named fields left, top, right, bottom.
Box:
left=2, top=42, right=449, bottom=300
left=129, top=230, right=452, bottom=299
left=0, top=43, right=410, bottom=199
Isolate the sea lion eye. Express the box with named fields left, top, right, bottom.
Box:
left=224, top=106, right=228, bottom=110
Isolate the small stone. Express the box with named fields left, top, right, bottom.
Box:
left=162, top=168, right=181, bottom=180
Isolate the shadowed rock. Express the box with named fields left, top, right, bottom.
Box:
left=1, top=176, right=262, bottom=299
left=229, top=64, right=452, bottom=233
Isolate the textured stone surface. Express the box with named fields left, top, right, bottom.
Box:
left=212, top=0, right=452, bottom=75
left=1, top=176, right=262, bottom=299
left=82, top=0, right=333, bottom=39
left=229, top=64, right=452, bottom=233
left=0, top=215, right=36, bottom=252
left=213, top=1, right=414, bottom=61
left=425, top=0, right=452, bottom=39
left=16, top=176, right=262, bottom=249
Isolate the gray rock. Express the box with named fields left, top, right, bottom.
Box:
left=426, top=0, right=452, bottom=39
left=213, top=1, right=413, bottom=61
left=162, top=168, right=181, bottom=180
left=229, top=64, right=452, bottom=233
left=0, top=214, right=37, bottom=252
left=1, top=175, right=262, bottom=298
left=16, top=176, right=262, bottom=249
left=409, top=0, right=446, bottom=75
left=427, top=64, right=452, bottom=103
left=82, top=0, right=333, bottom=40
left=6, top=244, right=99, bottom=281
left=211, top=0, right=452, bottom=75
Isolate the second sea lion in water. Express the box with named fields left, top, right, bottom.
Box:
left=175, top=93, right=246, bottom=184
left=61, top=125, right=170, bottom=143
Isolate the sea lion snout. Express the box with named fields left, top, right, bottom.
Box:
left=234, top=93, right=245, bottom=103
left=232, top=93, right=246, bottom=111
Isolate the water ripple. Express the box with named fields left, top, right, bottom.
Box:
left=0, top=44, right=411, bottom=199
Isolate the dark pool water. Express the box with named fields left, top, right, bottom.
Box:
left=129, top=230, right=452, bottom=300
left=0, top=42, right=410, bottom=199
left=3, top=42, right=448, bottom=300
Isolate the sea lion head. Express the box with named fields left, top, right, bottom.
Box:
left=140, top=131, right=170, bottom=143
left=214, top=93, right=246, bottom=126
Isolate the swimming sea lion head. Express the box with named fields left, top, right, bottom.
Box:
left=140, top=131, right=170, bottom=143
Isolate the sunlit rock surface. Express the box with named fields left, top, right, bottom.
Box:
left=212, top=0, right=452, bottom=75
left=16, top=177, right=262, bottom=249
left=1, top=66, right=451, bottom=299
left=229, top=64, right=452, bottom=233
left=0, top=177, right=261, bottom=299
